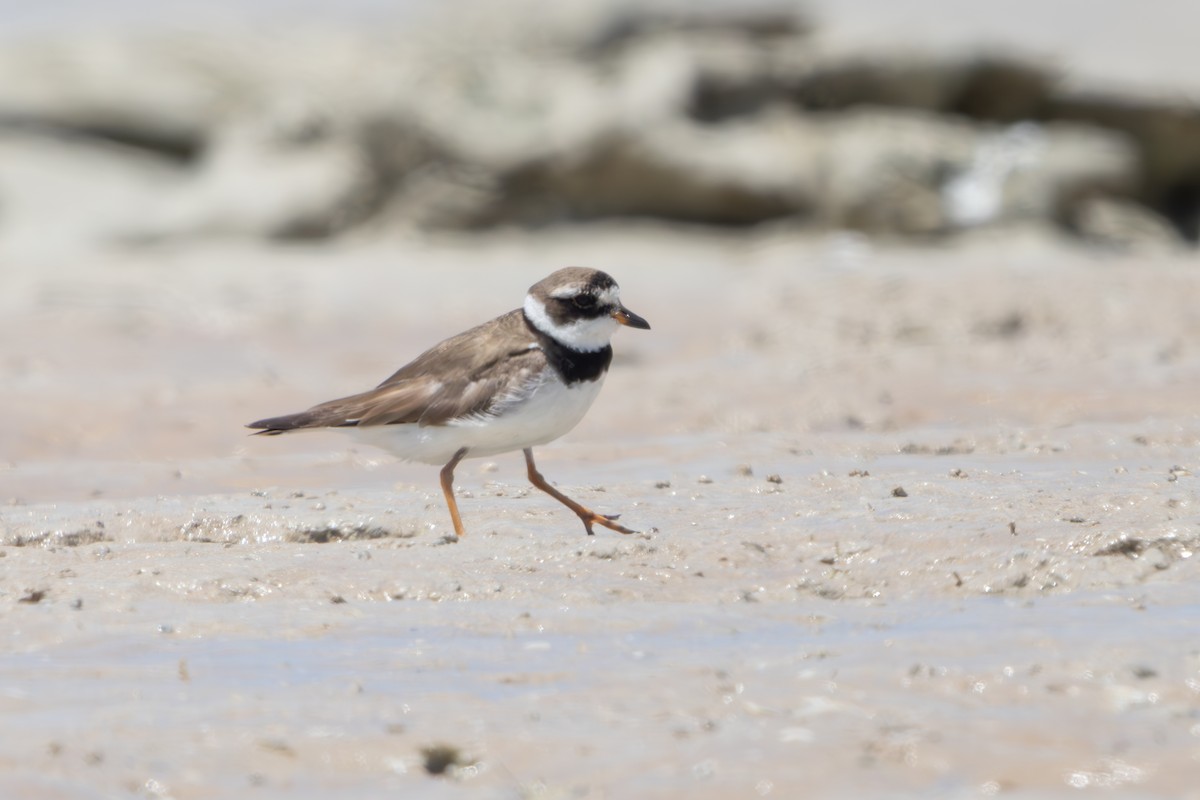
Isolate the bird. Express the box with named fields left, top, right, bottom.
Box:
left=247, top=267, right=650, bottom=539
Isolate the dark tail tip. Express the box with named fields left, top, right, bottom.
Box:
left=246, top=416, right=295, bottom=435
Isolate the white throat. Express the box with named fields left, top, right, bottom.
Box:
left=524, top=295, right=619, bottom=352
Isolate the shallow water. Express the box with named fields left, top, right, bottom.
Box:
left=5, top=580, right=1198, bottom=797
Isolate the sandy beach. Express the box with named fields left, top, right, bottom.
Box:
left=5, top=0, right=1200, bottom=794
left=3, top=225, right=1200, bottom=797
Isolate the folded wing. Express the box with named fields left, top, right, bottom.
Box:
left=247, top=310, right=543, bottom=434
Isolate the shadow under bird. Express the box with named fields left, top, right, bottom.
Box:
left=247, top=267, right=651, bottom=538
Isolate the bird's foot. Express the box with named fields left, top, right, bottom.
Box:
left=580, top=511, right=638, bottom=536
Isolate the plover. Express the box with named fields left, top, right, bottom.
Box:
left=247, top=267, right=650, bottom=538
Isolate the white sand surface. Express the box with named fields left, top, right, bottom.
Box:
left=3, top=226, right=1200, bottom=796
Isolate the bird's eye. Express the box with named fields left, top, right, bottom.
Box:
left=573, top=294, right=597, bottom=309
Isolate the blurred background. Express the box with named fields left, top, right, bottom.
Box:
left=3, top=0, right=1200, bottom=250
left=3, top=0, right=1200, bottom=498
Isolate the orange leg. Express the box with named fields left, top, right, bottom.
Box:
left=524, top=448, right=636, bottom=536
left=439, top=447, right=469, bottom=538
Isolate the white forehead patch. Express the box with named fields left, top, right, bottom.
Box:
left=548, top=284, right=622, bottom=306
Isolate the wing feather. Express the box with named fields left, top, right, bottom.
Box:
left=247, top=309, right=545, bottom=434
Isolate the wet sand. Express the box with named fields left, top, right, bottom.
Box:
left=3, top=227, right=1200, bottom=797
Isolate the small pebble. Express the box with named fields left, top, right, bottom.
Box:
left=421, top=744, right=466, bottom=776
left=891, top=486, right=908, bottom=497
left=766, top=474, right=783, bottom=484
left=697, top=475, right=713, bottom=484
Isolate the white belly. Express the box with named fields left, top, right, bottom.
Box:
left=341, top=372, right=605, bottom=465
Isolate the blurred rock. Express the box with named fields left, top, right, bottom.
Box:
left=944, top=122, right=1139, bottom=230
left=1069, top=196, right=1183, bottom=252
left=135, top=99, right=384, bottom=240
left=584, top=2, right=810, bottom=54
left=0, top=2, right=1195, bottom=250
left=0, top=36, right=240, bottom=158
left=693, top=52, right=1056, bottom=123
left=817, top=110, right=976, bottom=235
left=0, top=131, right=183, bottom=254
left=1052, top=90, right=1200, bottom=241
left=481, top=115, right=820, bottom=226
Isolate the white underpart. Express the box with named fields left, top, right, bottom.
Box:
left=523, top=293, right=620, bottom=352
left=341, top=367, right=606, bottom=465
